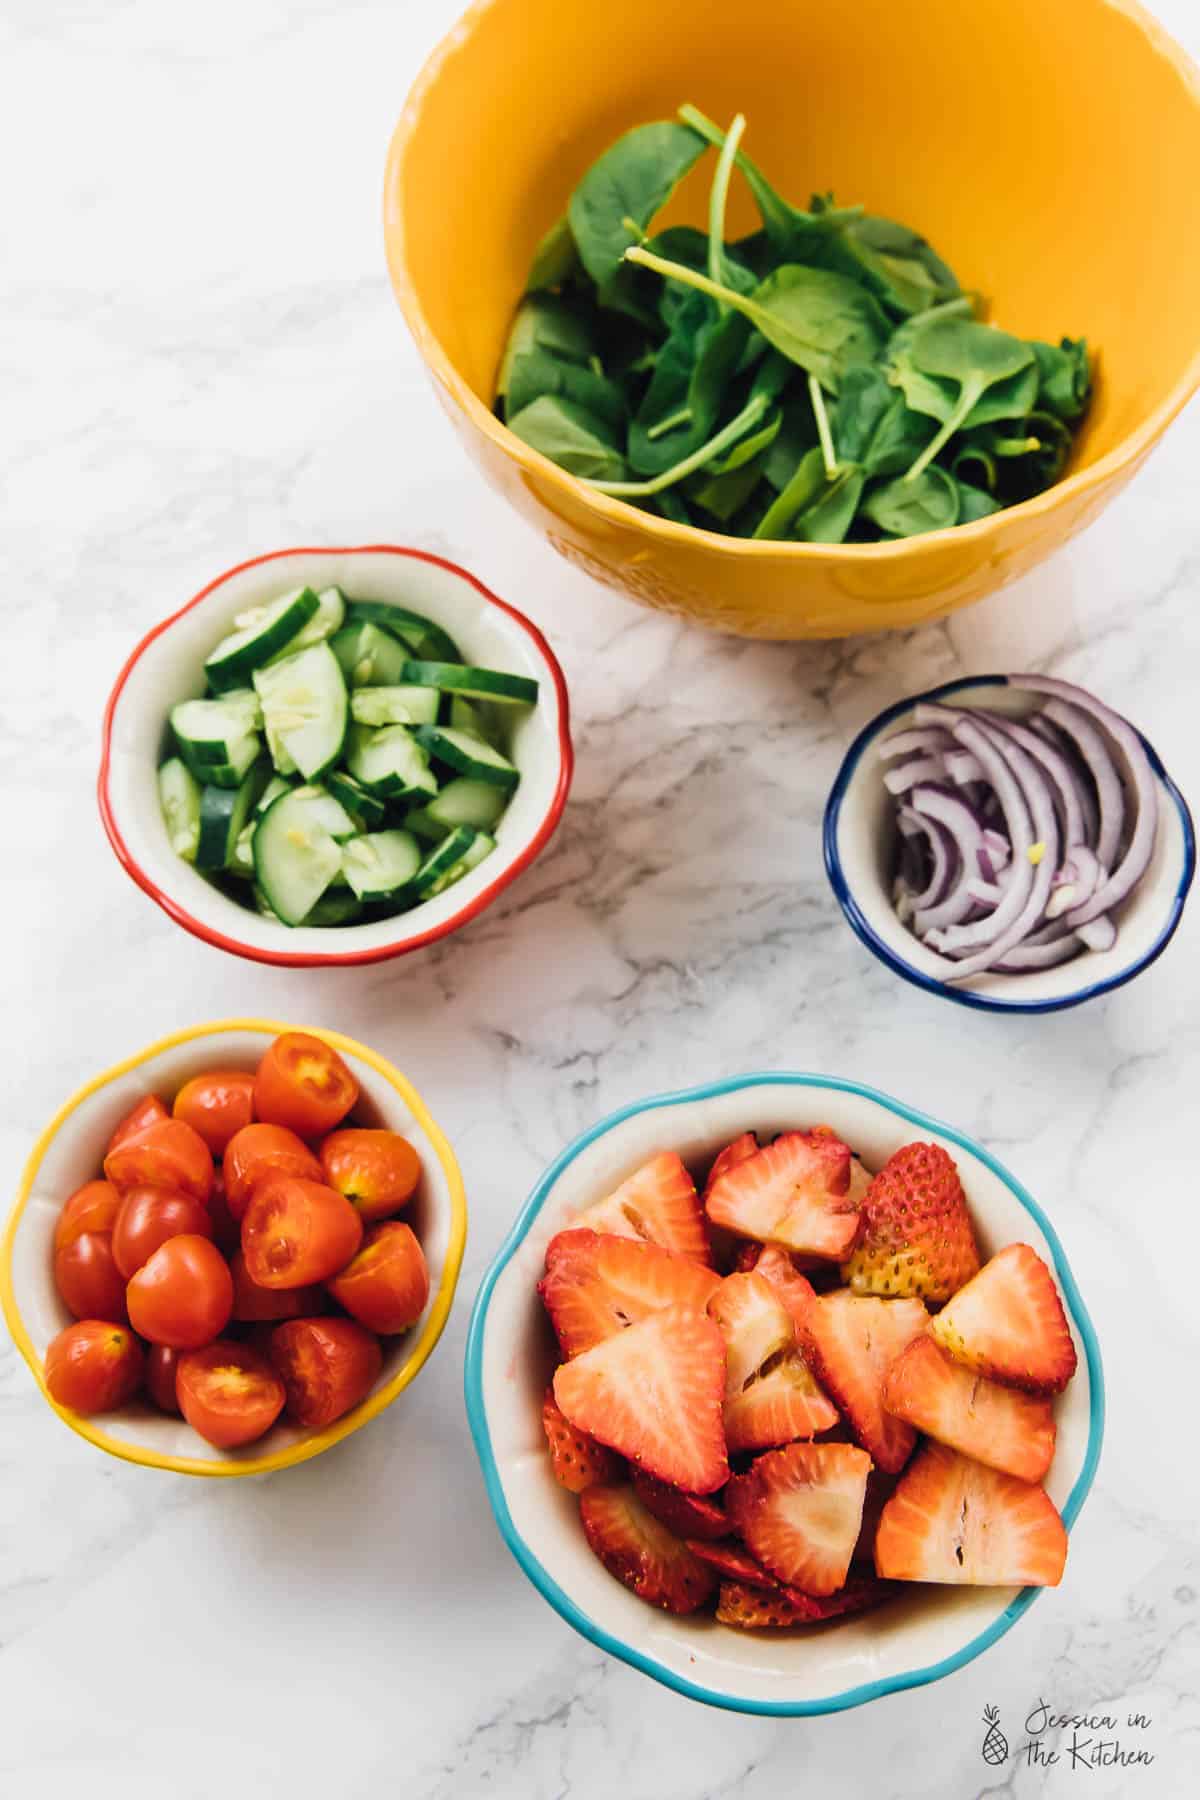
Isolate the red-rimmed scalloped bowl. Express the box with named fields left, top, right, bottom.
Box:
left=99, top=546, right=573, bottom=967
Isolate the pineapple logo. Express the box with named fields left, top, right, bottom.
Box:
left=981, top=1705, right=1009, bottom=1765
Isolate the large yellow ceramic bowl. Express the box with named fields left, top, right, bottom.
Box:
left=385, top=0, right=1200, bottom=638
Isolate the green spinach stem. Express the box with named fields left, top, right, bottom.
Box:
left=586, top=394, right=770, bottom=496
left=808, top=374, right=839, bottom=480
left=708, top=112, right=746, bottom=292
left=646, top=406, right=694, bottom=441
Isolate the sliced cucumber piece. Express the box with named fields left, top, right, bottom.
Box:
left=252, top=787, right=344, bottom=925
left=349, top=685, right=440, bottom=728
left=303, top=888, right=367, bottom=927
left=254, top=774, right=292, bottom=817
left=177, top=730, right=262, bottom=789
left=403, top=805, right=448, bottom=844
left=415, top=725, right=519, bottom=790
left=291, top=783, right=356, bottom=841
left=196, top=760, right=270, bottom=872
left=402, top=660, right=539, bottom=706
left=325, top=768, right=387, bottom=830
left=171, top=695, right=263, bottom=766
left=330, top=621, right=410, bottom=688
left=424, top=777, right=507, bottom=832
left=449, top=694, right=504, bottom=746
left=345, top=724, right=438, bottom=799
left=158, top=758, right=202, bottom=862
left=205, top=588, right=320, bottom=691
left=452, top=829, right=496, bottom=881
left=253, top=642, right=347, bottom=780
left=230, top=821, right=256, bottom=878
left=344, top=600, right=461, bottom=664
left=251, top=585, right=346, bottom=660
left=341, top=829, right=422, bottom=900
left=411, top=826, right=478, bottom=898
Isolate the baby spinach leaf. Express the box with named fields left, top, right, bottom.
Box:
left=833, top=366, right=937, bottom=479
left=629, top=298, right=750, bottom=474
left=952, top=443, right=998, bottom=492
left=497, top=295, right=594, bottom=398
left=526, top=215, right=580, bottom=292
left=960, top=361, right=1039, bottom=428
left=568, top=122, right=707, bottom=294
left=795, top=464, right=865, bottom=542
left=649, top=489, right=694, bottom=525
left=764, top=391, right=819, bottom=489
left=589, top=392, right=773, bottom=496
left=955, top=478, right=1002, bottom=523
left=896, top=318, right=1035, bottom=479
left=687, top=456, right=766, bottom=522
left=864, top=466, right=960, bottom=536
left=505, top=346, right=627, bottom=429
left=753, top=445, right=827, bottom=536
left=678, top=105, right=862, bottom=261
left=1032, top=337, right=1091, bottom=421
left=827, top=209, right=961, bottom=317
left=506, top=395, right=627, bottom=481
left=704, top=410, right=781, bottom=473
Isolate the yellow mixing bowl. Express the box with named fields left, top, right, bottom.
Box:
left=385, top=0, right=1200, bottom=638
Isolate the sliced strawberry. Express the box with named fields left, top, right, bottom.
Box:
left=539, top=1229, right=722, bottom=1358
left=579, top=1483, right=716, bottom=1614
left=804, top=1290, right=927, bottom=1473
left=874, top=1442, right=1068, bottom=1586
left=704, top=1133, right=759, bottom=1197
left=578, top=1152, right=711, bottom=1264
left=883, top=1336, right=1056, bottom=1483
left=541, top=1390, right=620, bottom=1493
left=717, top=1574, right=897, bottom=1628
left=684, top=1539, right=777, bottom=1588
left=742, top=1244, right=820, bottom=1336
left=928, top=1243, right=1077, bottom=1396
left=841, top=1141, right=980, bottom=1304
left=553, top=1304, right=729, bottom=1494
left=705, top=1130, right=862, bottom=1260
left=709, top=1271, right=794, bottom=1388
left=632, top=1469, right=728, bottom=1541
left=852, top=1469, right=899, bottom=1566
left=707, top=1271, right=837, bottom=1452
left=725, top=1441, right=872, bottom=1595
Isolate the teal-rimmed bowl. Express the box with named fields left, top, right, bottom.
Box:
left=464, top=1073, right=1104, bottom=1715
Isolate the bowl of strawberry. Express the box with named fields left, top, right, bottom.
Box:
left=2, top=1022, right=466, bottom=1474
left=466, top=1074, right=1102, bottom=1715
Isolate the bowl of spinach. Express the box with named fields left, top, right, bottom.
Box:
left=385, top=0, right=1200, bottom=638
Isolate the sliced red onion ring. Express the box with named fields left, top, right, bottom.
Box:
left=974, top=709, right=1089, bottom=847
left=1077, top=914, right=1117, bottom=952
left=993, top=934, right=1085, bottom=972
left=879, top=726, right=957, bottom=761
left=897, top=806, right=957, bottom=910
left=906, top=785, right=987, bottom=934
left=1045, top=846, right=1105, bottom=920
left=944, top=748, right=986, bottom=785
left=884, top=755, right=951, bottom=795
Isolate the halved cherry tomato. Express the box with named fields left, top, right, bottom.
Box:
left=104, top=1118, right=213, bottom=1205
left=126, top=1234, right=233, bottom=1349
left=268, top=1317, right=382, bottom=1428
left=45, top=1321, right=143, bottom=1413
left=241, top=1176, right=362, bottom=1290
left=145, top=1344, right=182, bottom=1414
left=54, top=1180, right=121, bottom=1251
left=54, top=1233, right=128, bottom=1323
left=254, top=1032, right=358, bottom=1138
left=206, top=1168, right=241, bottom=1256
left=229, top=1250, right=324, bottom=1323
left=319, top=1130, right=421, bottom=1224
left=223, top=1123, right=322, bottom=1221
left=176, top=1340, right=286, bottom=1448
left=326, top=1222, right=429, bottom=1335
left=112, top=1186, right=213, bottom=1279
left=106, top=1093, right=168, bottom=1156
left=172, top=1070, right=255, bottom=1157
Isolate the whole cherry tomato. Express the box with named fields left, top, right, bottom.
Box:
left=319, top=1130, right=421, bottom=1224
left=241, top=1176, right=362, bottom=1290
left=172, top=1070, right=255, bottom=1157
left=45, top=1321, right=143, bottom=1413
left=126, top=1234, right=233, bottom=1349
left=106, top=1093, right=168, bottom=1156
left=54, top=1232, right=128, bottom=1323
left=229, top=1250, right=323, bottom=1323
left=326, top=1222, right=429, bottom=1335
left=112, top=1186, right=213, bottom=1279
left=145, top=1344, right=183, bottom=1414
left=176, top=1340, right=286, bottom=1448
left=253, top=1033, right=358, bottom=1138
left=206, top=1168, right=241, bottom=1256
left=269, top=1317, right=382, bottom=1428
left=104, top=1118, right=213, bottom=1205
left=54, top=1180, right=121, bottom=1251
left=223, top=1123, right=322, bottom=1222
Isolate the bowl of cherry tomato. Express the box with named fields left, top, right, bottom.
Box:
left=0, top=1021, right=467, bottom=1474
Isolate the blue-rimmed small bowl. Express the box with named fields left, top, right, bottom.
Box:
left=464, top=1073, right=1103, bottom=1716
left=824, top=676, right=1195, bottom=1014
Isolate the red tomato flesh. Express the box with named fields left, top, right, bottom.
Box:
left=319, top=1130, right=421, bottom=1224
left=55, top=1180, right=121, bottom=1251
left=106, top=1094, right=168, bottom=1156
left=223, top=1122, right=322, bottom=1221
left=254, top=1032, right=358, bottom=1138
left=326, top=1221, right=429, bottom=1335
left=176, top=1340, right=286, bottom=1448
left=241, top=1175, right=362, bottom=1289
left=104, top=1118, right=213, bottom=1205
left=269, top=1316, right=382, bottom=1428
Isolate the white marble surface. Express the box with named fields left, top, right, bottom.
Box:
left=2, top=2, right=1198, bottom=1795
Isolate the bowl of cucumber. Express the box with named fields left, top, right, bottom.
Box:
left=99, top=546, right=573, bottom=966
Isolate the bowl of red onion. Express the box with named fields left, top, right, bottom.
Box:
left=823, top=675, right=1194, bottom=1013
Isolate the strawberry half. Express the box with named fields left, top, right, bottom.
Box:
left=725, top=1441, right=872, bottom=1595
left=684, top=1539, right=778, bottom=1588
left=741, top=1244, right=819, bottom=1336
left=704, top=1132, right=760, bottom=1197
left=541, top=1390, right=620, bottom=1492
left=841, top=1141, right=980, bottom=1304
left=883, top=1336, right=1056, bottom=1483
left=539, top=1229, right=722, bottom=1358
left=632, top=1469, right=728, bottom=1541
left=579, top=1152, right=711, bottom=1265
left=705, top=1130, right=861, bottom=1260
left=928, top=1243, right=1078, bottom=1396
left=579, top=1483, right=716, bottom=1614
left=716, top=1574, right=896, bottom=1629
left=708, top=1272, right=838, bottom=1452
left=804, top=1290, right=928, bottom=1473
left=874, top=1442, right=1068, bottom=1587
left=553, top=1304, right=729, bottom=1494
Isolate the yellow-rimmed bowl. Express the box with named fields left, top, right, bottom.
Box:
left=1, top=1020, right=467, bottom=1477
left=385, top=0, right=1200, bottom=638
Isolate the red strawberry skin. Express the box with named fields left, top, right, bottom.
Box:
left=541, top=1390, right=620, bottom=1493
left=553, top=1304, right=730, bottom=1494
left=684, top=1538, right=778, bottom=1588
left=704, top=1133, right=759, bottom=1196
left=716, top=1574, right=897, bottom=1628
left=579, top=1483, right=716, bottom=1614
left=706, top=1130, right=862, bottom=1260
left=874, top=1442, right=1068, bottom=1587
left=739, top=1244, right=820, bottom=1335
left=928, top=1242, right=1078, bottom=1396
left=632, top=1469, right=728, bottom=1542
left=579, top=1152, right=711, bottom=1265
left=726, top=1441, right=872, bottom=1595
left=804, top=1290, right=928, bottom=1473
left=842, top=1141, right=980, bottom=1304
left=539, top=1229, right=721, bottom=1358
left=882, top=1335, right=1056, bottom=1483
